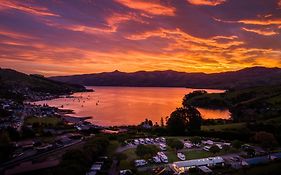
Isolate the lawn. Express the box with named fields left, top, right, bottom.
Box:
left=122, top=148, right=138, bottom=161
left=201, top=122, right=246, bottom=132
left=107, top=141, right=120, bottom=156
left=25, top=116, right=62, bottom=126
left=231, top=161, right=281, bottom=175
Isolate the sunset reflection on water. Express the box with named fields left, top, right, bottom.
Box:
left=36, top=87, right=230, bottom=126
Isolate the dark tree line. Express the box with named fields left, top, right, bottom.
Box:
left=166, top=93, right=202, bottom=135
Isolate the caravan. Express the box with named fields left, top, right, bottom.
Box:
left=159, top=143, right=167, bottom=151
left=157, top=152, right=168, bottom=163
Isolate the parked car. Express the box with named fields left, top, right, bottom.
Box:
left=120, top=169, right=133, bottom=175
left=203, top=146, right=211, bottom=151
left=139, top=138, right=145, bottom=144
left=153, top=156, right=161, bottom=163
left=145, top=138, right=151, bottom=144
left=177, top=152, right=186, bottom=161
left=135, top=159, right=148, bottom=167
left=159, top=143, right=167, bottom=151
left=184, top=142, right=193, bottom=148
left=157, top=152, right=168, bottom=163
left=160, top=137, right=166, bottom=143
left=134, top=139, right=139, bottom=145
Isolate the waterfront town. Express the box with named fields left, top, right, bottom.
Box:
left=1, top=0, right=281, bottom=174
left=1, top=86, right=281, bottom=175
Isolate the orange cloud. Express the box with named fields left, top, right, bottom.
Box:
left=115, top=0, right=175, bottom=16
left=0, top=30, right=37, bottom=39
left=0, top=0, right=59, bottom=17
left=187, top=0, right=226, bottom=6
left=241, top=27, right=278, bottom=36
left=44, top=12, right=145, bottom=34
left=239, top=19, right=281, bottom=25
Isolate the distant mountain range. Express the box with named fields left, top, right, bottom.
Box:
left=50, top=67, right=281, bottom=89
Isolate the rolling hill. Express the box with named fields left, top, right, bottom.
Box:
left=0, top=68, right=88, bottom=101
left=50, top=67, right=281, bottom=89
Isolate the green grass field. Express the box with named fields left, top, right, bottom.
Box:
left=232, top=161, right=281, bottom=175
left=119, top=145, right=238, bottom=168
left=201, top=122, right=246, bottom=132
left=25, top=116, right=62, bottom=126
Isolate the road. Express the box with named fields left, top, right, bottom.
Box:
left=0, top=139, right=85, bottom=174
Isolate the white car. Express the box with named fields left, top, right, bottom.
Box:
left=159, top=143, right=167, bottom=151
left=216, top=144, right=223, bottom=149
left=134, top=139, right=139, bottom=145
left=203, top=146, right=211, bottom=151
left=155, top=138, right=160, bottom=143
left=184, top=142, right=193, bottom=148
left=145, top=138, right=151, bottom=144
left=134, top=159, right=148, bottom=167
left=177, top=152, right=186, bottom=161
left=120, top=169, right=132, bottom=175
left=157, top=152, right=168, bottom=163
left=160, top=137, right=166, bottom=143
left=153, top=156, right=161, bottom=163
left=139, top=138, right=145, bottom=144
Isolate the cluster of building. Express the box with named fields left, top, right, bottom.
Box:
left=0, top=99, right=59, bottom=131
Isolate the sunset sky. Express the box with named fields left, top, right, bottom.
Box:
left=0, top=0, right=281, bottom=76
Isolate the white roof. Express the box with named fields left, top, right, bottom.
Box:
left=173, top=157, right=224, bottom=168
left=90, top=164, right=102, bottom=171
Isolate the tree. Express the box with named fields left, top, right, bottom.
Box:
left=190, top=136, right=201, bottom=145
left=254, top=131, right=278, bottom=159
left=209, top=145, right=220, bottom=154
left=166, top=106, right=202, bottom=135
left=182, top=90, right=207, bottom=107
left=0, top=132, right=13, bottom=163
left=167, top=138, right=184, bottom=151
left=232, top=140, right=242, bottom=149
left=160, top=117, right=164, bottom=127
left=254, top=131, right=278, bottom=149
left=55, top=149, right=90, bottom=175
left=135, top=145, right=159, bottom=159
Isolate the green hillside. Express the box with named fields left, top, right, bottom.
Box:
left=0, top=68, right=87, bottom=101
left=185, top=85, right=281, bottom=122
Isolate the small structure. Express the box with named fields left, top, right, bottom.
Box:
left=170, top=156, right=224, bottom=174
left=198, top=166, right=213, bottom=174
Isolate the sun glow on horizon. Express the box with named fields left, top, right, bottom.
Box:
left=0, top=0, right=281, bottom=76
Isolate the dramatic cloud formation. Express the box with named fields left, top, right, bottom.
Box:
left=0, top=0, right=280, bottom=76
left=187, top=0, right=226, bottom=6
